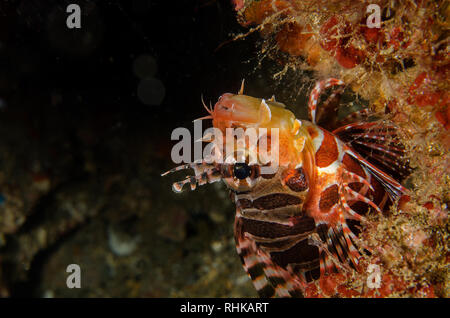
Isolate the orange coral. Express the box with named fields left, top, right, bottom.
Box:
left=234, top=0, right=450, bottom=131
left=232, top=0, right=449, bottom=298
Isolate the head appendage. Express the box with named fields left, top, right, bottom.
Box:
left=238, top=79, right=245, bottom=95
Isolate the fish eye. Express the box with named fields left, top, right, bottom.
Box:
left=233, top=163, right=251, bottom=180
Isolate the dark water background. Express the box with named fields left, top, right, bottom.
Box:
left=0, top=0, right=319, bottom=297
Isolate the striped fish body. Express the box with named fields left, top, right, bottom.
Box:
left=163, top=79, right=409, bottom=297
left=234, top=120, right=391, bottom=297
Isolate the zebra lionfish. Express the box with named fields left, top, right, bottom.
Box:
left=162, top=78, right=409, bottom=297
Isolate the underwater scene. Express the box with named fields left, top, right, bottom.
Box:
left=0, top=0, right=448, bottom=299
